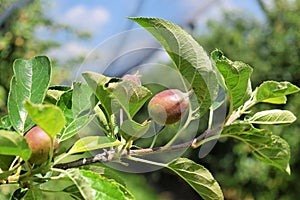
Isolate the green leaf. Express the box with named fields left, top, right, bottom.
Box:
left=129, top=17, right=218, bottom=116
left=39, top=176, right=74, bottom=192
left=24, top=101, right=66, bottom=138
left=22, top=189, right=77, bottom=200
left=120, top=119, right=151, bottom=140
left=81, top=165, right=127, bottom=188
left=23, top=189, right=42, bottom=200
left=45, top=88, right=68, bottom=104
left=167, top=158, right=223, bottom=200
left=68, top=136, right=123, bottom=154
left=261, top=96, right=287, bottom=104
left=58, top=82, right=95, bottom=141
left=8, top=56, right=51, bottom=134
left=222, top=123, right=291, bottom=174
left=94, top=105, right=111, bottom=135
left=66, top=169, right=134, bottom=200
left=247, top=109, right=296, bottom=124
left=82, top=72, right=119, bottom=117
left=54, top=152, right=93, bottom=164
left=254, top=81, right=300, bottom=104
left=111, top=80, right=152, bottom=118
left=0, top=184, right=19, bottom=200
left=0, top=130, right=31, bottom=160
left=38, top=177, right=84, bottom=200
left=72, top=82, right=93, bottom=116
left=0, top=155, right=14, bottom=171
left=60, top=114, right=94, bottom=141
left=56, top=90, right=73, bottom=124
left=211, top=50, right=252, bottom=112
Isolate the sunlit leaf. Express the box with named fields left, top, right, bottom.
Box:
left=66, top=169, right=134, bottom=200
left=211, top=50, right=252, bottom=112
left=222, top=123, right=290, bottom=174
left=129, top=17, right=218, bottom=117
left=24, top=101, right=66, bottom=138
left=254, top=81, right=300, bottom=104
left=8, top=56, right=51, bottom=133
left=68, top=136, right=123, bottom=154
left=168, top=158, right=224, bottom=200
left=247, top=110, right=296, bottom=124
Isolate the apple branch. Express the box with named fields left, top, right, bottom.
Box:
left=53, top=128, right=221, bottom=170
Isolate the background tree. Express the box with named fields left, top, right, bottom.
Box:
left=0, top=0, right=88, bottom=116
left=196, top=0, right=300, bottom=199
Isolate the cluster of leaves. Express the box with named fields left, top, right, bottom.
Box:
left=197, top=0, right=300, bottom=198
left=0, top=17, right=299, bottom=200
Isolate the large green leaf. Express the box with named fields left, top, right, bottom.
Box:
left=68, top=136, right=123, bottom=154
left=8, top=56, right=51, bottom=134
left=129, top=17, right=218, bottom=117
left=211, top=50, right=252, bottom=112
left=222, top=123, right=291, bottom=174
left=0, top=130, right=31, bottom=161
left=167, top=158, right=223, bottom=200
left=254, top=81, right=300, bottom=104
left=66, top=169, right=134, bottom=200
left=247, top=109, right=296, bottom=124
left=24, top=101, right=66, bottom=138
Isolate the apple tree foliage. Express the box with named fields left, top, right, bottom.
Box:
left=0, top=17, right=299, bottom=200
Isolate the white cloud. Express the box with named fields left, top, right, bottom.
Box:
left=47, top=42, right=91, bottom=61
left=60, top=5, right=110, bottom=33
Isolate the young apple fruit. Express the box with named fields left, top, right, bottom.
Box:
left=24, top=126, right=56, bottom=165
left=148, top=89, right=189, bottom=125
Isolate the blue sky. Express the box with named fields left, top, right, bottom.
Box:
left=38, top=0, right=266, bottom=76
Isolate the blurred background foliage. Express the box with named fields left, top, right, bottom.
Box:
left=197, top=0, right=300, bottom=199
left=0, top=0, right=299, bottom=199
left=0, top=0, right=88, bottom=116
